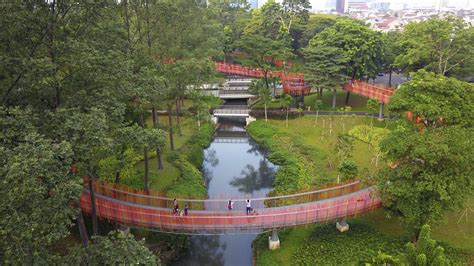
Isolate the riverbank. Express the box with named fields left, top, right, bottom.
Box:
left=247, top=116, right=387, bottom=196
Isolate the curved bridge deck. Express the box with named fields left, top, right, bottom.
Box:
left=80, top=180, right=382, bottom=234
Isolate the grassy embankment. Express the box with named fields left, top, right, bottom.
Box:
left=249, top=116, right=474, bottom=264
left=247, top=116, right=386, bottom=194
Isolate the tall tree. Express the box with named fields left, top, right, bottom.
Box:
left=305, top=19, right=384, bottom=106
left=395, top=16, right=474, bottom=78
left=303, top=45, right=349, bottom=107
left=0, top=109, right=81, bottom=264
left=376, top=71, right=473, bottom=239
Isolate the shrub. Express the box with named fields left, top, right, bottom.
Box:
left=247, top=120, right=329, bottom=196
left=250, top=109, right=301, bottom=119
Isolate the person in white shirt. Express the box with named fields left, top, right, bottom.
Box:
left=246, top=199, right=251, bottom=215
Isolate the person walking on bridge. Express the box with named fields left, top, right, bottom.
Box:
left=228, top=199, right=234, bottom=210
left=246, top=199, right=251, bottom=215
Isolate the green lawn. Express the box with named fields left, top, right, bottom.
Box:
left=135, top=115, right=198, bottom=192
left=266, top=116, right=388, bottom=177
left=253, top=91, right=372, bottom=112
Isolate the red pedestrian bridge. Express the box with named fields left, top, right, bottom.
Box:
left=214, top=61, right=394, bottom=104
left=80, top=180, right=382, bottom=234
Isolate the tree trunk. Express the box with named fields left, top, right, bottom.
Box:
left=139, top=112, right=149, bottom=193
left=388, top=66, right=393, bottom=87
left=264, top=103, right=268, bottom=122
left=87, top=176, right=99, bottom=236
left=77, top=209, right=91, bottom=257
left=143, top=147, right=149, bottom=193
left=197, top=109, right=201, bottom=130
left=378, top=102, right=385, bottom=120
left=167, top=104, right=175, bottom=151
left=332, top=89, right=337, bottom=109
left=151, top=106, right=163, bottom=170
left=286, top=106, right=289, bottom=127
left=344, top=91, right=350, bottom=106
left=115, top=171, right=120, bottom=183
left=175, top=98, right=182, bottom=136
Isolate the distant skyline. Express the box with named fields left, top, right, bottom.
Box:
left=255, top=0, right=473, bottom=10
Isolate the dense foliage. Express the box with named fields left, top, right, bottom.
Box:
left=247, top=120, right=331, bottom=195
left=377, top=70, right=474, bottom=238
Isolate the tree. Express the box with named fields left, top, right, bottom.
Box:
left=377, top=125, right=473, bottom=238
left=237, top=33, right=292, bottom=91
left=303, top=45, right=349, bottom=107
left=366, top=99, right=380, bottom=127
left=279, top=0, right=311, bottom=34
left=305, top=19, right=384, bottom=106
left=403, top=225, right=450, bottom=265
left=67, top=231, right=159, bottom=265
left=337, top=160, right=358, bottom=182
left=313, top=99, right=323, bottom=125
left=0, top=112, right=81, bottom=264
left=388, top=70, right=474, bottom=128
left=395, top=16, right=474, bottom=78
left=250, top=79, right=272, bottom=122
left=280, top=94, right=293, bottom=127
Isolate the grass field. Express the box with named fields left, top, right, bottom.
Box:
left=253, top=91, right=372, bottom=112
left=266, top=115, right=388, bottom=177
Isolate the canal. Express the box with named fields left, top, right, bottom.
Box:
left=171, top=118, right=277, bottom=266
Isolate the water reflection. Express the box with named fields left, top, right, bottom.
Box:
left=230, top=160, right=276, bottom=194
left=172, top=119, right=277, bottom=266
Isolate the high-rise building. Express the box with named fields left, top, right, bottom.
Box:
left=438, top=0, right=449, bottom=9
left=336, top=0, right=346, bottom=12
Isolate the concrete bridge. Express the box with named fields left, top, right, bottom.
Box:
left=211, top=105, right=255, bottom=125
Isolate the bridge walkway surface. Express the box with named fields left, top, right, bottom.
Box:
left=80, top=180, right=382, bottom=234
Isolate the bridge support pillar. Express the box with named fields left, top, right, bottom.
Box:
left=246, top=116, right=256, bottom=126
left=336, top=219, right=350, bottom=233
left=378, top=102, right=385, bottom=120
left=211, top=116, right=218, bottom=124
left=268, top=229, right=280, bottom=250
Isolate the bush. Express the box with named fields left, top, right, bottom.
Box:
left=167, top=123, right=214, bottom=199
left=247, top=120, right=329, bottom=196
left=291, top=223, right=407, bottom=265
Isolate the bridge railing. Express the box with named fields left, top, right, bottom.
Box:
left=89, top=179, right=363, bottom=211
left=81, top=186, right=381, bottom=234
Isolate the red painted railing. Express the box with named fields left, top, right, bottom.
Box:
left=343, top=80, right=394, bottom=104
left=80, top=181, right=382, bottom=234
left=214, top=62, right=311, bottom=96
left=215, top=62, right=395, bottom=102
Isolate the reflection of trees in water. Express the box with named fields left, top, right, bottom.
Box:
left=178, top=236, right=225, bottom=266
left=205, top=148, right=219, bottom=167
left=246, top=140, right=262, bottom=156
left=202, top=166, right=213, bottom=187
left=230, top=159, right=276, bottom=194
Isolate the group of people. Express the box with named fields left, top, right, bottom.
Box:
left=171, top=198, right=258, bottom=216
left=228, top=199, right=258, bottom=215
left=172, top=199, right=188, bottom=217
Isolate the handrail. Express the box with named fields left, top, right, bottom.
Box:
left=90, top=180, right=361, bottom=203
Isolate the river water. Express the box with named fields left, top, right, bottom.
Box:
left=171, top=118, right=277, bottom=266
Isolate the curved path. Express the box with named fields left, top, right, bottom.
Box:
left=80, top=181, right=382, bottom=234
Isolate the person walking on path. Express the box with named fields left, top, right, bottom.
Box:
left=246, top=199, right=251, bottom=215
left=228, top=199, right=234, bottom=210
left=184, top=204, right=189, bottom=216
